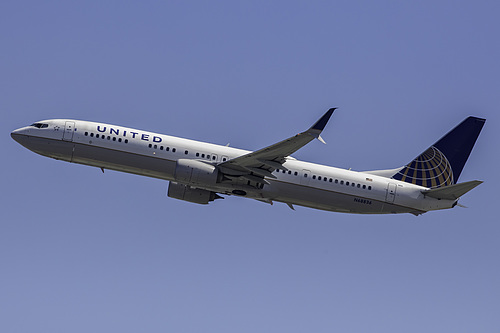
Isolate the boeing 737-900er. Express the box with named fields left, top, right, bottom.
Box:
left=11, top=109, right=485, bottom=215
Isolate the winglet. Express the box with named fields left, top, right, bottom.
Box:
left=310, top=108, right=336, bottom=132
left=308, top=108, right=336, bottom=144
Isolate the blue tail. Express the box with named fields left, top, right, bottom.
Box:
left=392, top=116, right=485, bottom=188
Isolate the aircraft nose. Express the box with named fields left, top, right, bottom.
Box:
left=11, top=129, right=21, bottom=142
left=11, top=127, right=30, bottom=145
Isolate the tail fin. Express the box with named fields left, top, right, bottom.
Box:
left=392, top=116, right=485, bottom=188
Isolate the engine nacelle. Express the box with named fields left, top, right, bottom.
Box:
left=167, top=182, right=222, bottom=205
left=174, top=159, right=218, bottom=186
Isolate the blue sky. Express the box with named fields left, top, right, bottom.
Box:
left=1, top=1, right=499, bottom=332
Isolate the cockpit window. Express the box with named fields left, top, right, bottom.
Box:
left=30, top=123, right=49, bottom=128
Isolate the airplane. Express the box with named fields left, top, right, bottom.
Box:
left=11, top=109, right=485, bottom=215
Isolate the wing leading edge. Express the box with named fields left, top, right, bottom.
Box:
left=218, top=108, right=336, bottom=184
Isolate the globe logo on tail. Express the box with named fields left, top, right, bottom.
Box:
left=392, top=146, right=454, bottom=188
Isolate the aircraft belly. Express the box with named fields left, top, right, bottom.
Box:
left=264, top=180, right=412, bottom=214
left=72, top=143, right=176, bottom=180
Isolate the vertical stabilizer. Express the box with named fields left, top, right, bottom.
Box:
left=392, top=116, right=485, bottom=188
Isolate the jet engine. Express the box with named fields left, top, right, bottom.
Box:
left=174, top=159, right=218, bottom=186
left=167, top=182, right=222, bottom=204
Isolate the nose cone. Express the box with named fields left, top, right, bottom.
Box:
left=11, top=127, right=30, bottom=146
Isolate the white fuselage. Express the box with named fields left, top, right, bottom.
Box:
left=11, top=119, right=457, bottom=215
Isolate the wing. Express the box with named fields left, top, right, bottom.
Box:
left=218, top=108, right=336, bottom=184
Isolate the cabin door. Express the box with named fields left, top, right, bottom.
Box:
left=63, top=121, right=75, bottom=141
left=386, top=183, right=397, bottom=203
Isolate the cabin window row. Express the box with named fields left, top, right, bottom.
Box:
left=279, top=170, right=300, bottom=176
left=146, top=144, right=228, bottom=161
left=195, top=152, right=217, bottom=161
left=84, top=132, right=129, bottom=143
left=147, top=143, right=177, bottom=153
left=277, top=169, right=372, bottom=190
left=310, top=173, right=372, bottom=190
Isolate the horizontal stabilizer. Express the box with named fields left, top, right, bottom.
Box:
left=421, top=180, right=483, bottom=200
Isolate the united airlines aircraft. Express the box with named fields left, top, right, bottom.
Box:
left=11, top=109, right=485, bottom=215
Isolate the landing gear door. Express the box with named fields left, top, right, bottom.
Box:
left=386, top=183, right=397, bottom=203
left=63, top=121, right=75, bottom=142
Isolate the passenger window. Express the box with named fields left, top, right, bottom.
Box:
left=202, top=154, right=205, bottom=158
left=324, top=177, right=327, bottom=182
left=107, top=136, right=110, bottom=140
left=368, top=186, right=372, bottom=190
left=113, top=137, right=116, bottom=141
left=118, top=138, right=122, bottom=142
left=85, top=132, right=88, bottom=136
left=96, top=134, right=99, bottom=138
left=160, top=146, right=164, bottom=150
left=222, top=157, right=227, bottom=162
left=196, top=153, right=200, bottom=157
left=329, top=178, right=332, bottom=182
left=288, top=171, right=292, bottom=175
left=294, top=171, right=298, bottom=176
left=154, top=145, right=158, bottom=149
left=90, top=133, right=94, bottom=137
left=304, top=174, right=308, bottom=178
left=212, top=156, right=216, bottom=160
left=207, top=154, right=211, bottom=159
left=340, top=180, right=344, bottom=185
left=185, top=150, right=188, bottom=155
left=312, top=175, right=316, bottom=179
left=346, top=181, right=349, bottom=186
left=318, top=176, right=321, bottom=180
left=125, top=139, right=128, bottom=143
left=172, top=148, right=176, bottom=153
left=148, top=144, right=152, bottom=148
left=362, top=185, right=366, bottom=189
left=166, top=147, right=170, bottom=151
left=357, top=184, right=360, bottom=188
left=335, top=179, right=338, bottom=184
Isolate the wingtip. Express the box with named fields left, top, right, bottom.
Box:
left=310, top=107, right=337, bottom=132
